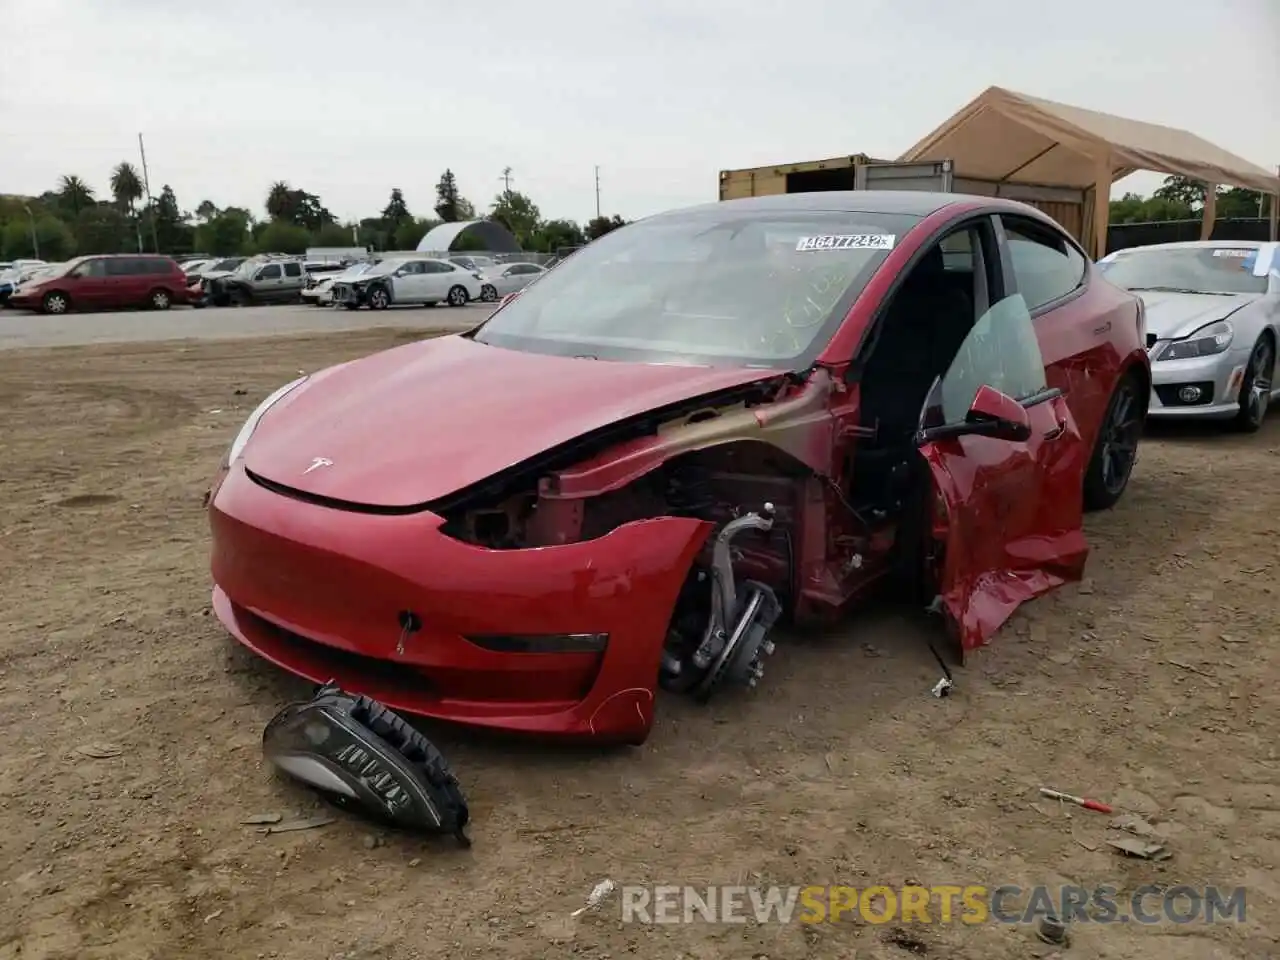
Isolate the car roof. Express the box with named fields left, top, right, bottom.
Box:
left=1109, top=240, right=1261, bottom=253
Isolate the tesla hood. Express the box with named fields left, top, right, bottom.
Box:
left=243, top=335, right=782, bottom=508
left=1137, top=290, right=1256, bottom=341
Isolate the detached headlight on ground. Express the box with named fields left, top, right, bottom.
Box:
left=1157, top=320, right=1233, bottom=361
left=227, top=375, right=308, bottom=463
left=263, top=683, right=471, bottom=843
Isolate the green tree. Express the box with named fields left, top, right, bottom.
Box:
left=74, top=203, right=134, bottom=254
left=195, top=207, right=253, bottom=255
left=266, top=181, right=293, bottom=220
left=393, top=217, right=440, bottom=251
left=1151, top=176, right=1269, bottom=219
left=56, top=175, right=96, bottom=219
left=490, top=190, right=541, bottom=246
left=1108, top=192, right=1194, bottom=224
left=264, top=181, right=334, bottom=232
left=531, top=218, right=585, bottom=252
left=313, top=222, right=355, bottom=247
left=382, top=188, right=411, bottom=226
left=145, top=184, right=194, bottom=253
left=585, top=214, right=627, bottom=240
left=356, top=217, right=392, bottom=251
left=255, top=219, right=311, bottom=254
left=1153, top=175, right=1204, bottom=209
left=1217, top=186, right=1268, bottom=219
left=2, top=215, right=75, bottom=260
left=195, top=200, right=219, bottom=222
left=109, top=163, right=143, bottom=213
left=434, top=169, right=474, bottom=222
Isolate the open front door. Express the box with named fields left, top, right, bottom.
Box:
left=917, top=294, right=1091, bottom=654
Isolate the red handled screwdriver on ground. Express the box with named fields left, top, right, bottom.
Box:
left=1039, top=787, right=1114, bottom=814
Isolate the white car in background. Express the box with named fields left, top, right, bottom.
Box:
left=303, top=260, right=378, bottom=306
left=330, top=257, right=483, bottom=310
left=477, top=262, right=547, bottom=302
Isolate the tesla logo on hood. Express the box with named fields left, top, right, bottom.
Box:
left=303, top=457, right=333, bottom=475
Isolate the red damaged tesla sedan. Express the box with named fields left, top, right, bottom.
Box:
left=208, top=191, right=1150, bottom=744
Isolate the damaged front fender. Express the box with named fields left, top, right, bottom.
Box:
left=542, top=369, right=841, bottom=500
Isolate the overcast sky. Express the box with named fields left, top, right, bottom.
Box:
left=2, top=0, right=1277, bottom=226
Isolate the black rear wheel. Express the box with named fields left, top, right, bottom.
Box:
left=1234, top=335, right=1274, bottom=433
left=1083, top=372, right=1143, bottom=511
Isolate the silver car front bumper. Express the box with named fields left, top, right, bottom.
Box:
left=1146, top=343, right=1251, bottom=419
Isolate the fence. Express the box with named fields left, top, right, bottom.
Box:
left=1108, top=217, right=1272, bottom=253
left=414, top=249, right=557, bottom=266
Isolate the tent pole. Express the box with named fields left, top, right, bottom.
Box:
left=1270, top=165, right=1278, bottom=242
left=1092, top=155, right=1110, bottom=260
left=1200, top=184, right=1217, bottom=241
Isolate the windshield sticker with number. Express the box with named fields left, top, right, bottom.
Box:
left=796, top=234, right=896, bottom=252
left=1212, top=249, right=1252, bottom=257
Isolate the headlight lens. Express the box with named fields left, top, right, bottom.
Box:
left=1157, top=320, right=1233, bottom=361
left=226, top=375, right=308, bottom=464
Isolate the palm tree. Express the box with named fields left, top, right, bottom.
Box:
left=56, top=175, right=96, bottom=217
left=110, top=163, right=143, bottom=213
left=266, top=181, right=292, bottom=220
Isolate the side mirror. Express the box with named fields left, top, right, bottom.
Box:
left=917, top=385, right=1031, bottom=444
left=964, top=385, right=1032, bottom=441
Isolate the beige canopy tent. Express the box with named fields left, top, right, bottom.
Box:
left=899, top=86, right=1280, bottom=259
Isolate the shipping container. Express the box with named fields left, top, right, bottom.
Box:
left=718, top=156, right=1088, bottom=243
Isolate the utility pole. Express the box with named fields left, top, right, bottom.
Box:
left=594, top=166, right=601, bottom=220
left=138, top=132, right=160, bottom=253
left=499, top=166, right=514, bottom=195
left=21, top=202, right=39, bottom=258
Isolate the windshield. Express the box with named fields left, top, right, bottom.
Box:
left=209, top=258, right=242, bottom=272
left=337, top=262, right=375, bottom=279
left=472, top=210, right=918, bottom=367
left=1100, top=246, right=1266, bottom=295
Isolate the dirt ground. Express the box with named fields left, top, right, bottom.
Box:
left=2, top=329, right=1278, bottom=960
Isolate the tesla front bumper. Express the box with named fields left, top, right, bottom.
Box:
left=209, top=464, right=710, bottom=744
left=1146, top=345, right=1250, bottom=419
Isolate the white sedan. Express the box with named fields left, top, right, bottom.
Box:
left=477, top=262, right=547, bottom=302
left=331, top=257, right=484, bottom=309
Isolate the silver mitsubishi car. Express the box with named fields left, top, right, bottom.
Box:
left=1098, top=240, right=1279, bottom=432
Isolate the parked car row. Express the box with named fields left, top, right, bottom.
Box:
left=0, top=250, right=551, bottom=315
left=0, top=258, right=52, bottom=306
left=300, top=254, right=548, bottom=310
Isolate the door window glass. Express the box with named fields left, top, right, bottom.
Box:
left=1003, top=218, right=1086, bottom=310
left=930, top=294, right=1048, bottom=425
left=258, top=264, right=282, bottom=279
left=283, top=262, right=302, bottom=277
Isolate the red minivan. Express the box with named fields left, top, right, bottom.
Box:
left=8, top=254, right=190, bottom=314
